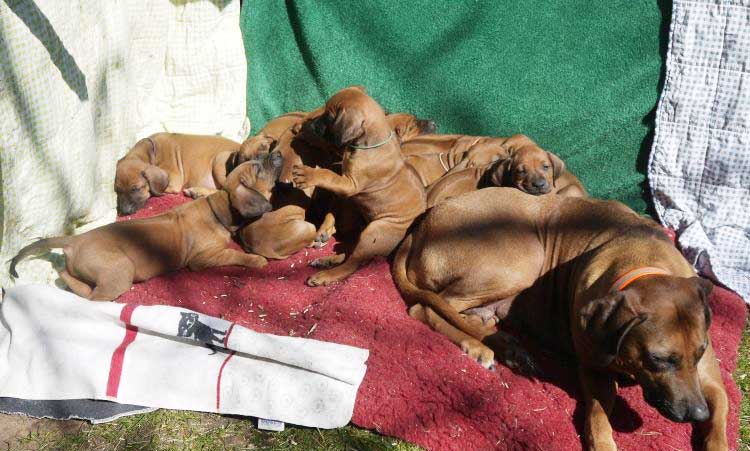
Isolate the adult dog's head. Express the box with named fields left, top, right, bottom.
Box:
left=579, top=275, right=714, bottom=423
left=308, top=86, right=392, bottom=150
left=486, top=135, right=565, bottom=195
left=115, top=139, right=169, bottom=215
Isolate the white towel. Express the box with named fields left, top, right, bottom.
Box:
left=0, top=285, right=369, bottom=429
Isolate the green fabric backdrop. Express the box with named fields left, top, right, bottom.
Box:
left=240, top=1, right=668, bottom=213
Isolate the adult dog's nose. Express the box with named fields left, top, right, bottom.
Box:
left=685, top=401, right=710, bottom=423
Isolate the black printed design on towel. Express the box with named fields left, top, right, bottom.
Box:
left=177, top=312, right=227, bottom=354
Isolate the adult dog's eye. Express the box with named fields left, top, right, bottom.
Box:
left=695, top=341, right=708, bottom=363
left=543, top=164, right=551, bottom=170
left=131, top=186, right=141, bottom=192
left=647, top=352, right=680, bottom=371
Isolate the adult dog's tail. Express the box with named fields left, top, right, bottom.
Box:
left=391, top=234, right=491, bottom=341
left=9, top=236, right=72, bottom=278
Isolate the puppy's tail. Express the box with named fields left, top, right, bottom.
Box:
left=392, top=234, right=491, bottom=341
left=9, top=236, right=72, bottom=278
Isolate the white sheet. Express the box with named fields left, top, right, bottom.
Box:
left=0, top=0, right=249, bottom=288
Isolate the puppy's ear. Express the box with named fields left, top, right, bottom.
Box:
left=238, top=162, right=260, bottom=189
left=547, top=152, right=565, bottom=185
left=691, top=276, right=714, bottom=328
left=331, top=111, right=364, bottom=148
left=229, top=184, right=272, bottom=219
left=579, top=290, right=648, bottom=367
left=268, top=150, right=284, bottom=171
left=489, top=159, right=509, bottom=187
left=142, top=166, right=169, bottom=195
left=257, top=134, right=276, bottom=154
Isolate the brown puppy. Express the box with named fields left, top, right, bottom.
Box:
left=387, top=113, right=437, bottom=142
left=401, top=134, right=510, bottom=186
left=11, top=158, right=277, bottom=301
left=232, top=108, right=436, bottom=260
left=426, top=134, right=586, bottom=207
left=115, top=133, right=241, bottom=215
left=290, top=86, right=427, bottom=286
left=393, top=188, right=728, bottom=450
left=234, top=151, right=324, bottom=260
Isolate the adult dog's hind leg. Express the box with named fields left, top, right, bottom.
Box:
left=411, top=304, right=495, bottom=369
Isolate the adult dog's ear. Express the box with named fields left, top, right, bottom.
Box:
left=691, top=276, right=714, bottom=328
left=547, top=152, right=565, bottom=185
left=142, top=166, right=169, bottom=195
left=579, top=290, right=648, bottom=367
left=330, top=110, right=364, bottom=148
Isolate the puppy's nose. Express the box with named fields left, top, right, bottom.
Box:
left=419, top=119, right=438, bottom=134
left=685, top=401, right=710, bottom=423
left=532, top=179, right=548, bottom=189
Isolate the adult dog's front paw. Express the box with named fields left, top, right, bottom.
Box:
left=291, top=165, right=318, bottom=189
left=460, top=338, right=495, bottom=369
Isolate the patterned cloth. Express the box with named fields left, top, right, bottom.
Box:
left=0, top=0, right=249, bottom=288
left=650, top=0, right=750, bottom=302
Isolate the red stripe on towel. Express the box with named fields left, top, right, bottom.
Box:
left=216, top=351, right=235, bottom=410
left=106, top=304, right=139, bottom=398
left=223, top=323, right=236, bottom=347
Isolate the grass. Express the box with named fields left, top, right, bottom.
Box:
left=13, top=410, right=422, bottom=451
left=10, top=318, right=749, bottom=451
left=736, top=317, right=749, bottom=451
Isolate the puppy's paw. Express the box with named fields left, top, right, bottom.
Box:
left=291, top=165, right=317, bottom=190
left=309, top=254, right=345, bottom=268
left=460, top=338, right=495, bottom=369
left=183, top=187, right=215, bottom=199
left=247, top=255, right=268, bottom=268
left=306, top=269, right=342, bottom=287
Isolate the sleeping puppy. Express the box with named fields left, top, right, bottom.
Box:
left=402, top=135, right=510, bottom=186
left=235, top=151, right=328, bottom=260
left=115, top=133, right=241, bottom=215
left=426, top=134, right=586, bottom=207
left=290, top=86, right=427, bottom=286
left=184, top=133, right=277, bottom=200
left=11, top=157, right=277, bottom=301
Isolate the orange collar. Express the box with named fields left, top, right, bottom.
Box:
left=610, top=267, right=670, bottom=292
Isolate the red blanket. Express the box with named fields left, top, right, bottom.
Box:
left=119, top=195, right=746, bottom=451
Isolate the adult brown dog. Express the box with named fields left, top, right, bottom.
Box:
left=290, top=86, right=427, bottom=286
left=11, top=158, right=278, bottom=301
left=401, top=134, right=509, bottom=186
left=426, top=134, right=586, bottom=207
left=392, top=187, right=728, bottom=450
left=115, top=133, right=241, bottom=215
